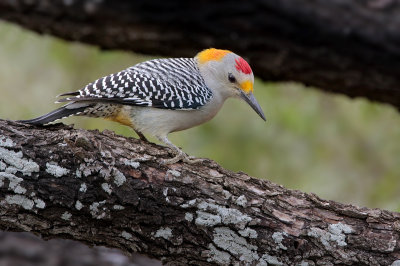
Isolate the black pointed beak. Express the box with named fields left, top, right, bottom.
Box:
left=240, top=90, right=266, bottom=121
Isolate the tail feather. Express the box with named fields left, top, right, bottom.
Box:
left=57, top=91, right=80, bottom=97
left=18, top=105, right=88, bottom=125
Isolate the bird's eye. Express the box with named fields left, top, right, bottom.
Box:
left=228, top=73, right=236, bottom=83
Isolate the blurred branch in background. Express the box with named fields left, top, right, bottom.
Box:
left=0, top=231, right=161, bottom=266
left=0, top=0, right=400, bottom=109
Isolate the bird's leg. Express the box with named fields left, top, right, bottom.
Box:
left=158, top=136, right=203, bottom=164
left=134, top=129, right=148, bottom=142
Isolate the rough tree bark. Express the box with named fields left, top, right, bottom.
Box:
left=0, top=0, right=400, bottom=110
left=0, top=119, right=399, bottom=265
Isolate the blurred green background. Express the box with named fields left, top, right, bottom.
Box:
left=1, top=21, right=399, bottom=211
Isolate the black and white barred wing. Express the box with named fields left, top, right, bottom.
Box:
left=58, top=58, right=213, bottom=110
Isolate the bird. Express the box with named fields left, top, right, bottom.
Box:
left=19, top=48, right=266, bottom=164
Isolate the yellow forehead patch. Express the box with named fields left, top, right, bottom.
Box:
left=197, top=48, right=232, bottom=64
left=240, top=80, right=253, bottom=94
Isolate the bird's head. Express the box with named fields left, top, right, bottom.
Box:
left=196, top=48, right=266, bottom=121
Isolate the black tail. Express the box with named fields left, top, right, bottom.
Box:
left=18, top=105, right=88, bottom=125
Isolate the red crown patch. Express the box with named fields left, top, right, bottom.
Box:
left=235, top=57, right=252, bottom=74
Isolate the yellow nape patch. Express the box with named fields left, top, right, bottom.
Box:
left=106, top=111, right=133, bottom=127
left=197, top=48, right=232, bottom=64
left=240, top=80, right=253, bottom=94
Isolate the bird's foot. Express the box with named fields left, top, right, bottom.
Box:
left=161, top=150, right=204, bottom=165
left=157, top=135, right=204, bottom=164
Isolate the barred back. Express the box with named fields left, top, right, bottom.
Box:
left=58, top=58, right=213, bottom=110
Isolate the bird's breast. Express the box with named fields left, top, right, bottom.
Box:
left=128, top=95, right=225, bottom=137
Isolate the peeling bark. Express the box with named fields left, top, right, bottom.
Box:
left=1, top=1, right=400, bottom=110
left=0, top=119, right=400, bottom=265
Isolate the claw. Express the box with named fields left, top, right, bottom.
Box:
left=157, top=135, right=204, bottom=165
left=161, top=150, right=204, bottom=164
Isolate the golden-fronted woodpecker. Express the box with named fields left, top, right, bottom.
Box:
left=20, top=48, right=266, bottom=164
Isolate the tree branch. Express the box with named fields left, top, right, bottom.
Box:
left=0, top=1, right=400, bottom=110
left=0, top=119, right=399, bottom=265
